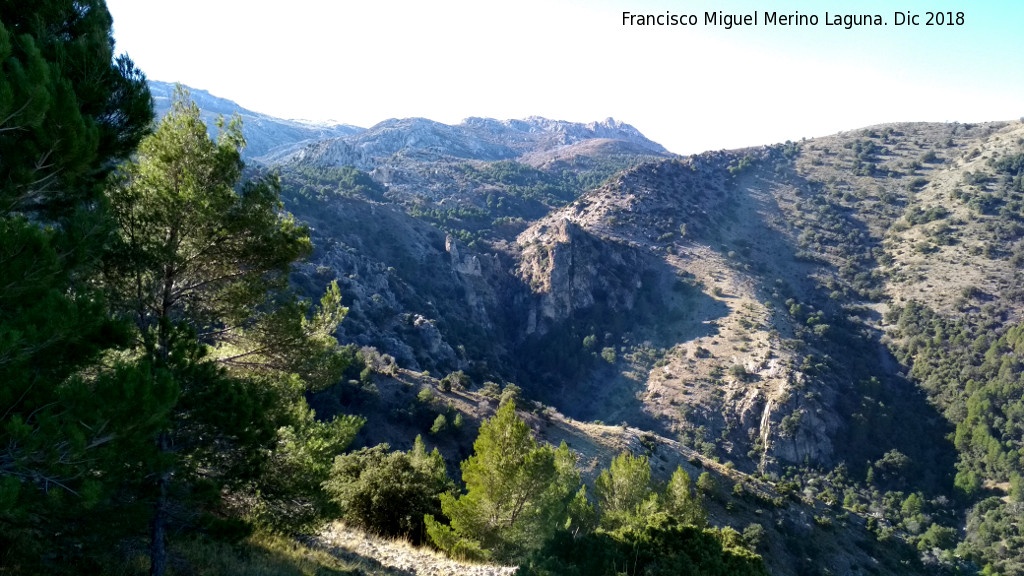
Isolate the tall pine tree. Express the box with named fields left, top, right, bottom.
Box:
left=0, top=0, right=153, bottom=567
left=103, top=89, right=360, bottom=576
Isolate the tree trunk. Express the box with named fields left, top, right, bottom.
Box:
left=150, top=431, right=169, bottom=576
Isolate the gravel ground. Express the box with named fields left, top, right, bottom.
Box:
left=314, top=522, right=520, bottom=576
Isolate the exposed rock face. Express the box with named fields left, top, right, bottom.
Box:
left=143, top=83, right=1023, bottom=574
left=516, top=218, right=646, bottom=335
left=287, top=195, right=516, bottom=373
left=755, top=376, right=840, bottom=469
left=501, top=149, right=907, bottom=474
left=446, top=235, right=482, bottom=277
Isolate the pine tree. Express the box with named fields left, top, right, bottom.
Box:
left=0, top=0, right=151, bottom=218
left=594, top=452, right=659, bottom=532
left=425, top=401, right=585, bottom=561
left=663, top=466, right=707, bottom=527
left=0, top=0, right=153, bottom=565
left=103, top=89, right=358, bottom=575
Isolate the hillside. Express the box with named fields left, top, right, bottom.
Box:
left=140, top=84, right=1024, bottom=574
left=278, top=116, right=1024, bottom=575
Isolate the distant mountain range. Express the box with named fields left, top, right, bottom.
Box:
left=148, top=81, right=364, bottom=159
left=263, top=115, right=668, bottom=168
left=148, top=81, right=670, bottom=166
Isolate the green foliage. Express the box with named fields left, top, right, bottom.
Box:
left=582, top=334, right=597, bottom=349
left=427, top=402, right=585, bottom=562
left=407, top=202, right=491, bottom=244
left=958, top=498, right=1024, bottom=575
left=100, top=90, right=360, bottom=572
left=0, top=1, right=152, bottom=220
left=780, top=140, right=801, bottom=159
left=440, top=370, right=470, bottom=391
left=480, top=381, right=501, bottom=400
left=499, top=382, right=523, bottom=407
left=1011, top=473, right=1024, bottom=502
left=901, top=493, right=924, bottom=518
left=742, top=523, right=767, bottom=552
left=891, top=298, right=1024, bottom=567
left=254, top=405, right=363, bottom=530
left=324, top=436, right=453, bottom=543
left=728, top=364, right=749, bottom=381
left=417, top=387, right=435, bottom=404
left=279, top=165, right=385, bottom=202
left=663, top=466, right=707, bottom=527
left=892, top=302, right=1024, bottom=490
left=520, top=516, right=769, bottom=576
left=846, top=138, right=885, bottom=162
left=697, top=472, right=717, bottom=496
left=727, top=154, right=756, bottom=176
left=918, top=523, right=957, bottom=551
left=0, top=0, right=153, bottom=566
left=457, top=158, right=646, bottom=211
left=595, top=452, right=658, bottom=531
left=907, top=177, right=929, bottom=191
left=601, top=347, right=617, bottom=363
left=904, top=204, right=949, bottom=226
left=430, top=414, right=448, bottom=435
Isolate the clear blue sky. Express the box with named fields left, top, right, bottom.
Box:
left=105, top=0, right=1024, bottom=154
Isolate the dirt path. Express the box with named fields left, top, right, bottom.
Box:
left=313, top=522, right=519, bottom=576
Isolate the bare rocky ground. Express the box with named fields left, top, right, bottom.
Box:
left=312, top=522, right=518, bottom=576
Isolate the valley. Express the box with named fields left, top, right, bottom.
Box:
left=78, top=82, right=1024, bottom=575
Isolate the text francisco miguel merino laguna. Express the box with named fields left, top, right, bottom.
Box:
left=622, top=10, right=965, bottom=29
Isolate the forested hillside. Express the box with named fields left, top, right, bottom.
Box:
left=3, top=3, right=1024, bottom=575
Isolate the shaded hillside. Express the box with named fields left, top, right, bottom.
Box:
left=282, top=118, right=1024, bottom=575
left=282, top=185, right=519, bottom=374
left=508, top=147, right=954, bottom=487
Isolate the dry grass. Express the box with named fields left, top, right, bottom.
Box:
left=170, top=531, right=368, bottom=576
left=99, top=530, right=370, bottom=576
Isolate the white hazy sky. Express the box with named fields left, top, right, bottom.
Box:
left=106, top=0, right=1024, bottom=154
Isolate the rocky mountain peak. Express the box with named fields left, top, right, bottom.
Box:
left=267, top=114, right=669, bottom=170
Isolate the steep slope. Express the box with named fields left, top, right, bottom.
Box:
left=499, top=120, right=1024, bottom=574
left=508, top=121, right=1024, bottom=474
left=509, top=147, right=948, bottom=478
left=149, top=80, right=363, bottom=158
left=283, top=188, right=517, bottom=374
left=270, top=115, right=1024, bottom=574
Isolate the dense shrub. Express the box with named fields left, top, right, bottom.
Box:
left=323, top=437, right=453, bottom=543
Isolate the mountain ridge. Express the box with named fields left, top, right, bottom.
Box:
left=150, top=81, right=670, bottom=168
left=260, top=114, right=670, bottom=169
left=149, top=81, right=1024, bottom=574
left=279, top=116, right=1024, bottom=574
left=148, top=80, right=364, bottom=159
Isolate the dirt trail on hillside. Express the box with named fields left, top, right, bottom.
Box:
left=313, top=522, right=519, bottom=576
